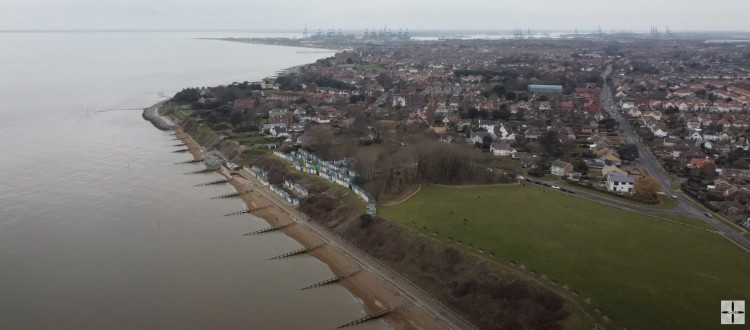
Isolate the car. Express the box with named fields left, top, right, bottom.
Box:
left=516, top=175, right=525, bottom=181
left=550, top=185, right=561, bottom=190
left=670, top=194, right=678, bottom=199
left=705, top=212, right=713, bottom=218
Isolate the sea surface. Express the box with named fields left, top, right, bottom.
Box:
left=0, top=31, right=381, bottom=330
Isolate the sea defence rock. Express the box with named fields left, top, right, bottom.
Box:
left=142, top=101, right=177, bottom=130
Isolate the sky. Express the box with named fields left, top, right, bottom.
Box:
left=1, top=0, right=749, bottom=32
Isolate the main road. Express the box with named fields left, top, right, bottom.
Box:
left=599, top=65, right=750, bottom=251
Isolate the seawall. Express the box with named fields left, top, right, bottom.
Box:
left=142, top=100, right=177, bottom=130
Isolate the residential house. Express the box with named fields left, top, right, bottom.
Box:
left=490, top=141, right=516, bottom=157
left=607, top=173, right=635, bottom=194
left=469, top=132, right=493, bottom=145
left=269, top=109, right=293, bottom=126
left=602, top=165, right=627, bottom=177
left=707, top=179, right=739, bottom=197
left=722, top=168, right=750, bottom=185
left=688, top=157, right=717, bottom=179
left=551, top=160, right=574, bottom=177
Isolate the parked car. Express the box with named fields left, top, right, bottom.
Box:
left=705, top=212, right=713, bottom=218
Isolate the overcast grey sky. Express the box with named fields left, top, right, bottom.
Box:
left=1, top=0, right=748, bottom=32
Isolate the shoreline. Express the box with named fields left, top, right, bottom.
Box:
left=173, top=128, right=448, bottom=330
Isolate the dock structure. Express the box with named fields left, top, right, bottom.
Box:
left=194, top=179, right=229, bottom=186
left=300, top=269, right=362, bottom=290
left=241, top=223, right=293, bottom=236
left=268, top=244, right=325, bottom=260
left=335, top=304, right=411, bottom=329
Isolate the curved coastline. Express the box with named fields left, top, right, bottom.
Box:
left=142, top=92, right=452, bottom=329
left=166, top=126, right=447, bottom=330
left=142, top=100, right=177, bottom=130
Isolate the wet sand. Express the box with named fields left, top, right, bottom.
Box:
left=174, top=129, right=448, bottom=330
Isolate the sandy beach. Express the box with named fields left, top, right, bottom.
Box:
left=174, top=128, right=448, bottom=330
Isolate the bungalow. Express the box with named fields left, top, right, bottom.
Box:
left=469, top=132, right=493, bottom=145
left=585, top=158, right=606, bottom=169
left=707, top=179, right=739, bottom=197
left=521, top=156, right=538, bottom=169
left=524, top=128, right=542, bottom=140
left=712, top=201, right=746, bottom=216
left=490, top=141, right=516, bottom=157
left=722, top=168, right=750, bottom=185
left=602, top=165, right=627, bottom=177
left=551, top=160, right=574, bottom=177
left=601, top=153, right=623, bottom=166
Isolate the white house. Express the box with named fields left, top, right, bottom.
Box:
left=392, top=96, right=407, bottom=108
left=606, top=173, right=635, bottom=194
left=551, top=160, right=574, bottom=177
left=490, top=141, right=516, bottom=157
left=494, top=124, right=516, bottom=141
left=469, top=132, right=493, bottom=145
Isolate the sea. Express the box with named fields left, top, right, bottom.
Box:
left=0, top=31, right=383, bottom=330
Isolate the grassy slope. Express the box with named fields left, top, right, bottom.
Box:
left=379, top=184, right=750, bottom=330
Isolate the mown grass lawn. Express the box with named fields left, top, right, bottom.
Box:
left=379, top=184, right=750, bottom=330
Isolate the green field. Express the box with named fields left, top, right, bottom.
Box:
left=379, top=185, right=750, bottom=330
left=359, top=63, right=382, bottom=71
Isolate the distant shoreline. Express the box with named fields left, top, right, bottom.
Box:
left=199, top=37, right=345, bottom=51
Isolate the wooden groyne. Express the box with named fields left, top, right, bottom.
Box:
left=268, top=244, right=325, bottom=260
left=172, top=148, right=190, bottom=153
left=172, top=143, right=186, bottom=147
left=223, top=205, right=269, bottom=217
left=300, top=269, right=362, bottom=290
left=241, top=223, right=293, bottom=236
left=183, top=168, right=215, bottom=175
left=224, top=209, right=251, bottom=217
left=210, top=192, right=241, bottom=200
left=334, top=304, right=411, bottom=329
left=194, top=179, right=229, bottom=187
left=174, top=159, right=204, bottom=165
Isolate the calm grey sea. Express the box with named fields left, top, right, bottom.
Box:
left=0, top=31, right=382, bottom=330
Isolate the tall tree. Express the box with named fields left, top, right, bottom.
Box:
left=618, top=144, right=639, bottom=161
left=539, top=131, right=562, bottom=157
left=634, top=177, right=661, bottom=199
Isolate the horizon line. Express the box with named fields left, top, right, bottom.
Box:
left=2, top=28, right=750, bottom=33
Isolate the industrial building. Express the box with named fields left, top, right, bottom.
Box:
left=528, top=84, right=563, bottom=93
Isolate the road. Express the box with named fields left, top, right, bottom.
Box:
left=599, top=65, right=750, bottom=251
left=525, top=178, right=685, bottom=215
left=231, top=169, right=480, bottom=330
